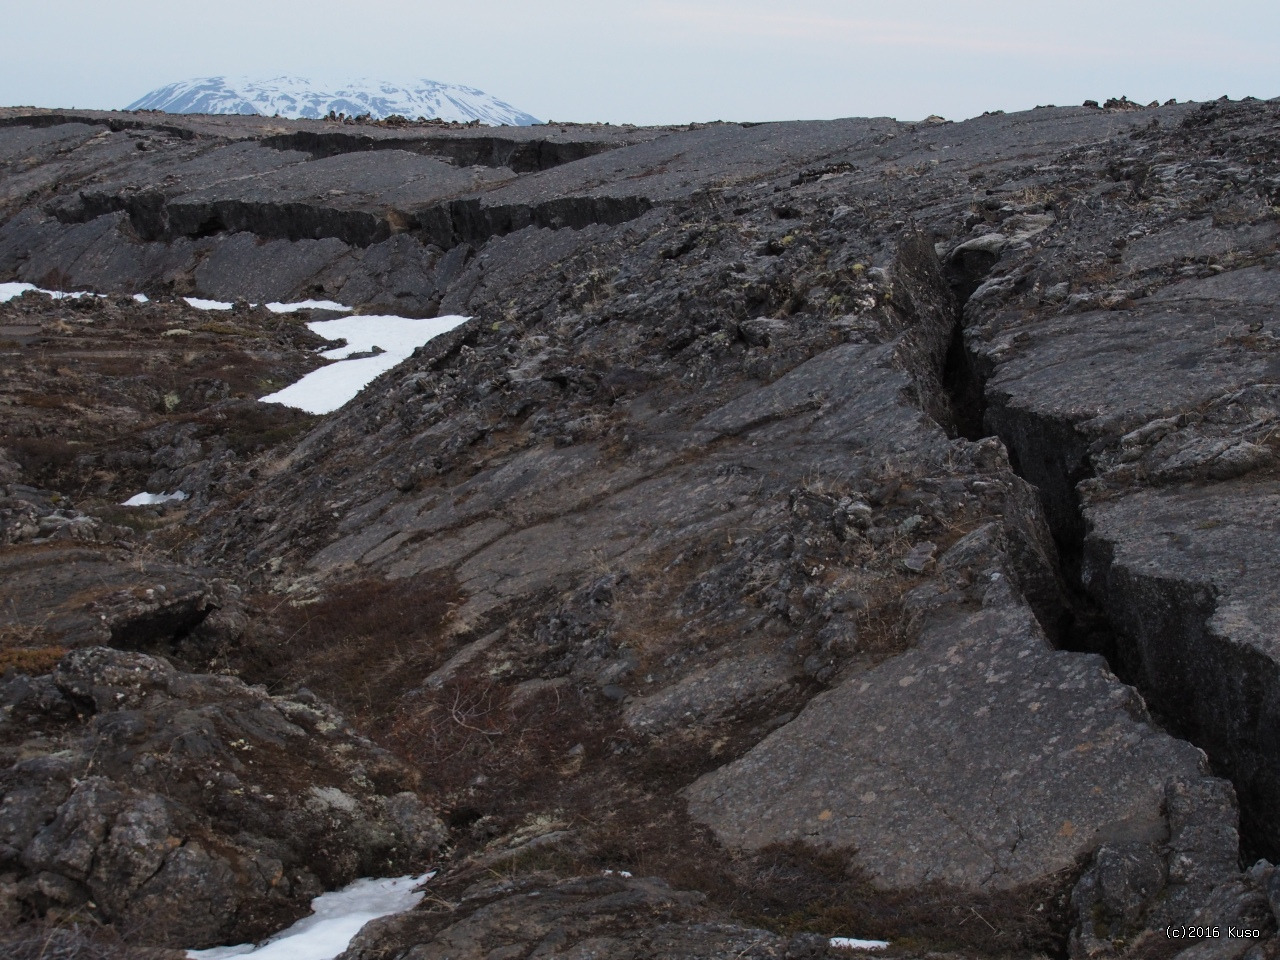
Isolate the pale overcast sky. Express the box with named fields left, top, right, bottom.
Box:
left=2, top=0, right=1277, bottom=124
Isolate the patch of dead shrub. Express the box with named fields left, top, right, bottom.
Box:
left=7, top=436, right=79, bottom=485
left=0, top=643, right=68, bottom=676
left=385, top=675, right=606, bottom=809
left=730, top=841, right=1077, bottom=957
left=240, top=574, right=461, bottom=727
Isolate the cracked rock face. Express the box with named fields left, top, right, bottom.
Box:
left=687, top=580, right=1212, bottom=891
left=945, top=99, right=1280, bottom=876
left=1082, top=482, right=1280, bottom=854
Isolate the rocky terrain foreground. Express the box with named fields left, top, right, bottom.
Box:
left=1, top=97, right=1279, bottom=959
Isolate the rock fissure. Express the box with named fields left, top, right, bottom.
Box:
left=982, top=408, right=1280, bottom=863
left=0, top=112, right=200, bottom=140
left=50, top=188, right=655, bottom=252
left=259, top=130, right=633, bottom=173
left=942, top=237, right=1280, bottom=866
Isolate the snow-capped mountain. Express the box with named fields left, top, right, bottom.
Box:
left=125, top=76, right=540, bottom=126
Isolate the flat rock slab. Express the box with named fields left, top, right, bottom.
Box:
left=1085, top=481, right=1280, bottom=660
left=625, top=653, right=796, bottom=734
left=0, top=544, right=213, bottom=648
left=975, top=272, right=1280, bottom=540
left=1121, top=220, right=1280, bottom=274
left=687, top=584, right=1208, bottom=891
left=985, top=298, right=1280, bottom=429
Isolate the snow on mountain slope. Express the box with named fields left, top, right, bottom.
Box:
left=126, top=76, right=540, bottom=126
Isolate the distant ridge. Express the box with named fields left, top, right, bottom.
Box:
left=125, top=76, right=540, bottom=126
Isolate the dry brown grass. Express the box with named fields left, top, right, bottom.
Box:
left=0, top=916, right=171, bottom=960
left=385, top=674, right=606, bottom=808
left=239, top=574, right=461, bottom=727
left=0, top=643, right=68, bottom=675
left=375, top=655, right=1078, bottom=959
left=0, top=609, right=66, bottom=676
left=17, top=391, right=76, bottom=410
left=7, top=436, right=79, bottom=484
left=422, top=737, right=1079, bottom=960
left=727, top=842, right=1077, bottom=957
left=193, top=403, right=317, bottom=456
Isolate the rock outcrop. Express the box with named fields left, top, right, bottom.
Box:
left=340, top=873, right=799, bottom=960
left=0, top=647, right=444, bottom=947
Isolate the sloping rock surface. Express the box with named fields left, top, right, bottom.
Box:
left=340, top=873, right=798, bottom=960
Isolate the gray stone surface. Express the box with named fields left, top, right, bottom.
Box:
left=0, top=543, right=215, bottom=649
left=625, top=654, right=796, bottom=734
left=1069, top=776, right=1254, bottom=958
left=0, top=102, right=1179, bottom=304
left=688, top=581, right=1210, bottom=891
left=3, top=98, right=1280, bottom=957
left=944, top=100, right=1280, bottom=890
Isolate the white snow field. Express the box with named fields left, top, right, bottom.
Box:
left=265, top=300, right=353, bottom=314
left=0, top=286, right=347, bottom=313
left=121, top=491, right=189, bottom=506
left=127, top=76, right=541, bottom=125
left=260, top=313, right=469, bottom=415
left=1, top=282, right=104, bottom=302
left=187, top=872, right=434, bottom=960
left=182, top=297, right=354, bottom=313
left=1, top=284, right=147, bottom=305
left=0, top=284, right=464, bottom=415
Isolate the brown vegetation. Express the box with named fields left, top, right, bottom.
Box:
left=410, top=716, right=1078, bottom=958
left=0, top=915, right=173, bottom=960
left=238, top=574, right=462, bottom=726
left=0, top=641, right=67, bottom=676
left=0, top=292, right=326, bottom=499
left=7, top=436, right=80, bottom=486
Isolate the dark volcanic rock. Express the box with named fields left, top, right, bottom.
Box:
left=0, top=537, right=215, bottom=651
left=0, top=290, right=325, bottom=508
left=340, top=873, right=796, bottom=960
left=687, top=580, right=1214, bottom=891
left=3, top=98, right=1280, bottom=958
left=942, top=99, right=1280, bottom=869
left=0, top=647, right=444, bottom=947
left=1082, top=483, right=1280, bottom=854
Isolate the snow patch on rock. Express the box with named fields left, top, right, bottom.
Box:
left=830, top=938, right=890, bottom=951
left=122, top=491, right=189, bottom=507
left=260, top=314, right=469, bottom=415
left=187, top=871, right=434, bottom=960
